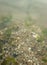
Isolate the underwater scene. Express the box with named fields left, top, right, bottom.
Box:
left=0, top=0, right=47, bottom=65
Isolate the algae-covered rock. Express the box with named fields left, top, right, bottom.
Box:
left=1, top=56, right=19, bottom=65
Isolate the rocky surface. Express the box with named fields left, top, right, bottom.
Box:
left=0, top=16, right=47, bottom=65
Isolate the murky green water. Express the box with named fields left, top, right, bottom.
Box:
left=0, top=0, right=47, bottom=27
